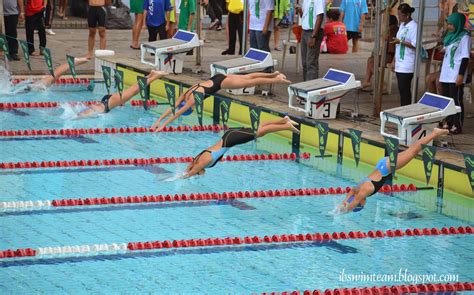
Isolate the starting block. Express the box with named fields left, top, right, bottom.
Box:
left=380, top=92, right=461, bottom=145
left=210, top=48, right=275, bottom=95
left=140, top=30, right=202, bottom=74
left=288, top=69, right=361, bottom=119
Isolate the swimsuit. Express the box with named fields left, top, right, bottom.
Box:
left=101, top=94, right=112, bottom=113
left=195, top=128, right=256, bottom=168
left=184, top=73, right=227, bottom=98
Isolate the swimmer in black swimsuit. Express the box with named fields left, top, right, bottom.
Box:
left=77, top=70, right=168, bottom=118
left=151, top=71, right=291, bottom=131
left=183, top=116, right=300, bottom=178
left=339, top=128, right=449, bottom=213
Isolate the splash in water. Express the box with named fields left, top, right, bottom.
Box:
left=0, top=65, right=13, bottom=94
left=59, top=102, right=99, bottom=120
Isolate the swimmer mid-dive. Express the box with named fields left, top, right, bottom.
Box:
left=339, top=128, right=450, bottom=213
left=182, top=116, right=300, bottom=178
left=150, top=72, right=291, bottom=131
left=13, top=57, right=89, bottom=92
left=77, top=70, right=167, bottom=118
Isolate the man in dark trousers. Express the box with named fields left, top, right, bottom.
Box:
left=3, top=0, right=25, bottom=61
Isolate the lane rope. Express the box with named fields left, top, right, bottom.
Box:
left=0, top=100, right=160, bottom=109
left=0, top=226, right=472, bottom=260
left=0, top=184, right=418, bottom=211
left=11, top=78, right=91, bottom=85
left=0, top=124, right=226, bottom=137
left=0, top=152, right=310, bottom=170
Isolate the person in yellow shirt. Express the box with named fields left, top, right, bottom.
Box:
left=167, top=0, right=178, bottom=38
left=222, top=0, right=243, bottom=55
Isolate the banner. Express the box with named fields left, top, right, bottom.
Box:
left=114, top=69, right=124, bottom=97
left=316, top=122, right=329, bottom=157
left=137, top=76, right=149, bottom=110
left=384, top=136, right=399, bottom=178
left=348, top=128, right=362, bottom=166
left=193, top=91, right=204, bottom=126
left=464, top=154, right=474, bottom=191
left=249, top=106, right=261, bottom=134
left=220, top=98, right=231, bottom=126
left=164, top=83, right=176, bottom=115
left=421, top=144, right=437, bottom=184
left=0, top=35, right=10, bottom=60
left=66, top=55, right=77, bottom=78
left=19, top=40, right=31, bottom=71
left=102, top=65, right=112, bottom=94
left=41, top=47, right=55, bottom=77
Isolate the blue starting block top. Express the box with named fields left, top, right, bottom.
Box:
left=419, top=93, right=451, bottom=110
left=244, top=49, right=269, bottom=62
left=174, top=30, right=195, bottom=42
left=323, top=69, right=351, bottom=84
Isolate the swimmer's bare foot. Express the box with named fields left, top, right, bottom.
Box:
left=284, top=115, right=298, bottom=126
left=75, top=57, right=90, bottom=65
left=433, top=127, right=449, bottom=136
left=286, top=121, right=300, bottom=134
left=148, top=70, right=168, bottom=79
left=85, top=54, right=93, bottom=60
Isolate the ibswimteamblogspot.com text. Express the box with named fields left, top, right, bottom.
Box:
left=339, top=268, right=459, bottom=284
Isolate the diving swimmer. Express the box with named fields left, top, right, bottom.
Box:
left=182, top=116, right=300, bottom=178
left=150, top=71, right=291, bottom=131
left=340, top=128, right=450, bottom=213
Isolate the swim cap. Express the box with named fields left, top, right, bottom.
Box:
left=179, top=101, right=193, bottom=116
left=347, top=195, right=364, bottom=212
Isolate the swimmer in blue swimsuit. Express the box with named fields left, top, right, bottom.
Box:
left=340, top=128, right=449, bottom=213
left=77, top=70, right=168, bottom=118
left=151, top=71, right=291, bottom=132
left=183, top=116, right=300, bottom=178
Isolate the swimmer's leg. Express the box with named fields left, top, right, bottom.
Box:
left=256, top=119, right=300, bottom=137
left=227, top=71, right=281, bottom=80
left=40, top=57, right=90, bottom=87
left=221, top=74, right=290, bottom=89
left=393, top=128, right=449, bottom=170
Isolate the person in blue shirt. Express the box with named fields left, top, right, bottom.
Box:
left=144, top=0, right=172, bottom=41
left=340, top=0, right=368, bottom=52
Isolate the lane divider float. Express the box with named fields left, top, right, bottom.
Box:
left=263, top=282, right=474, bottom=295
left=0, top=100, right=159, bottom=109
left=0, top=226, right=471, bottom=260
left=0, top=184, right=418, bottom=211
left=0, top=152, right=310, bottom=170
left=0, top=124, right=225, bottom=137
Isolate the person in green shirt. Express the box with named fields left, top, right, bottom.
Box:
left=178, top=0, right=196, bottom=31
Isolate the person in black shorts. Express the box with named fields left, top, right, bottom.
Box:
left=182, top=116, right=300, bottom=178
left=87, top=0, right=111, bottom=59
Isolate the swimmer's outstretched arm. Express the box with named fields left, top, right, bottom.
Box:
left=152, top=93, right=195, bottom=131
left=40, top=57, right=89, bottom=87
left=151, top=92, right=188, bottom=130
left=181, top=160, right=206, bottom=179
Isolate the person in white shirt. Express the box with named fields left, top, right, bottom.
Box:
left=298, top=0, right=325, bottom=81
left=439, top=12, right=471, bottom=134
left=248, top=0, right=274, bottom=52
left=390, top=3, right=417, bottom=106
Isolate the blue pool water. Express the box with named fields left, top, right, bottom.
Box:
left=0, top=85, right=473, bottom=293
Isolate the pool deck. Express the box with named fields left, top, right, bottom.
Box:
left=4, top=27, right=473, bottom=169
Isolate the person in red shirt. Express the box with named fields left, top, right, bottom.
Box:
left=25, top=0, right=47, bottom=55
left=323, top=9, right=348, bottom=54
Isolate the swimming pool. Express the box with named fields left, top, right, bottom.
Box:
left=1, top=83, right=473, bottom=293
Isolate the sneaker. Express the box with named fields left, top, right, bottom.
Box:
left=216, top=25, right=222, bottom=31
left=46, top=29, right=56, bottom=35
left=208, top=19, right=219, bottom=30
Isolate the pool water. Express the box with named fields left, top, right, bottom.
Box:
left=0, top=84, right=473, bottom=293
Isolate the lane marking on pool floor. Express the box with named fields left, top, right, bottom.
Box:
left=0, top=99, right=162, bottom=110
left=0, top=184, right=417, bottom=212
left=0, top=226, right=472, bottom=260
left=0, top=152, right=309, bottom=170
left=0, top=124, right=226, bottom=137
left=263, top=282, right=474, bottom=295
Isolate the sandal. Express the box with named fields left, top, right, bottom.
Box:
left=130, top=45, right=140, bottom=50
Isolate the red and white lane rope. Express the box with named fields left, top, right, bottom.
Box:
left=0, top=124, right=225, bottom=137
left=0, top=184, right=418, bottom=212
left=0, top=100, right=159, bottom=109
left=0, top=226, right=472, bottom=260
left=0, top=152, right=309, bottom=170
left=263, top=282, right=474, bottom=295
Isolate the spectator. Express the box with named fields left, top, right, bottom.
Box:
left=273, top=0, right=290, bottom=51
left=361, top=14, right=398, bottom=89
left=167, top=0, right=177, bottom=37
left=130, top=0, right=145, bottom=49
left=391, top=3, right=417, bottom=106
left=178, top=0, right=195, bottom=31
left=87, top=0, right=111, bottom=59
left=45, top=0, right=56, bottom=35
left=25, top=0, right=46, bottom=56
left=299, top=0, right=325, bottom=80
left=144, top=0, right=172, bottom=42
left=208, top=0, right=223, bottom=31
left=340, top=0, right=368, bottom=53
left=439, top=12, right=471, bottom=134
left=3, top=0, right=24, bottom=61
left=249, top=0, right=274, bottom=52
left=58, top=0, right=67, bottom=19
left=323, top=8, right=348, bottom=54
left=222, top=0, right=243, bottom=55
